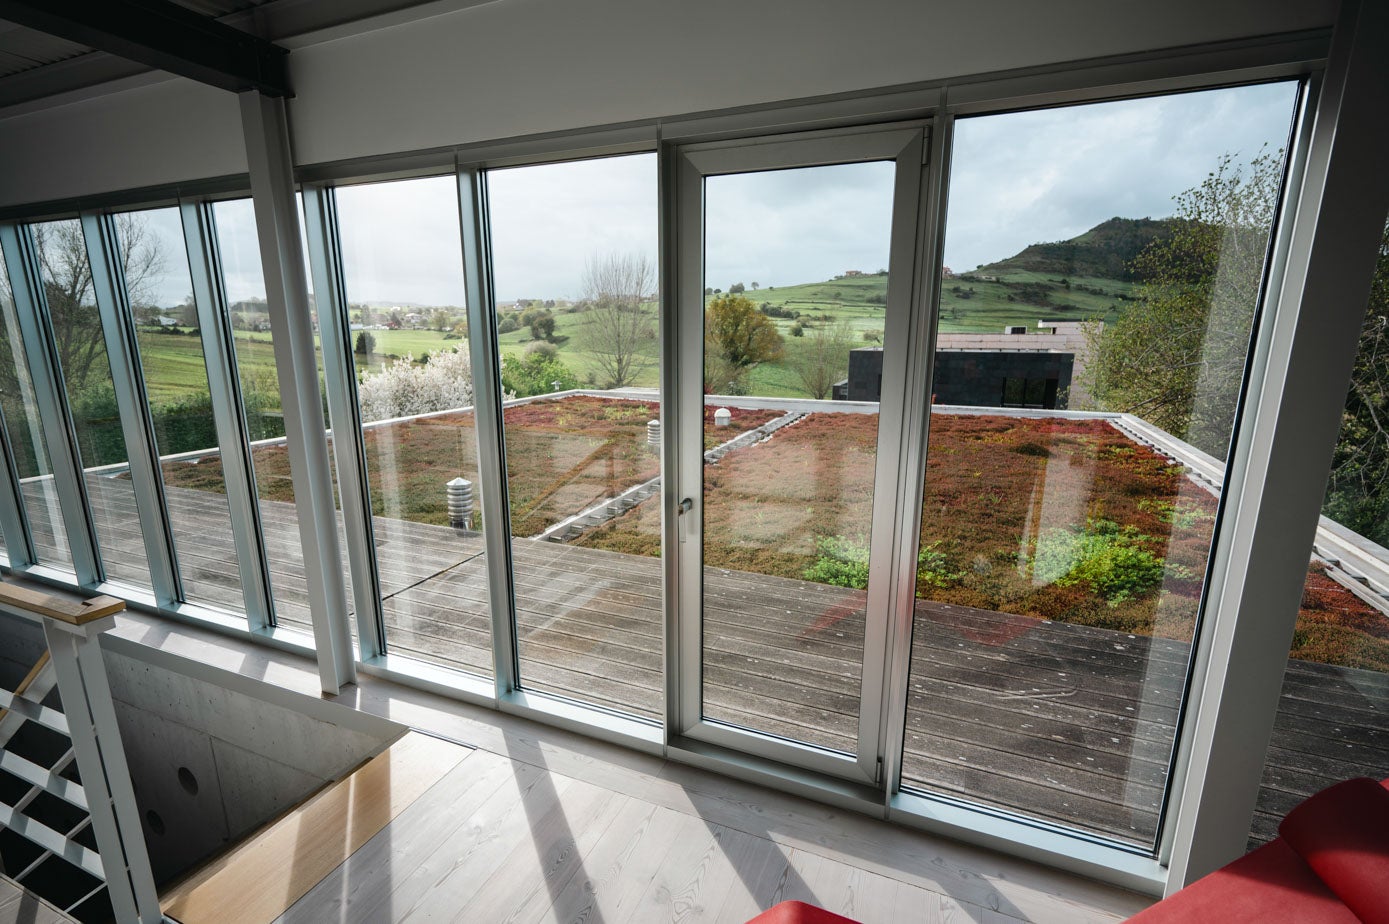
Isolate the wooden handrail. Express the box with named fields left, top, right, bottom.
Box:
left=0, top=583, right=124, bottom=626
left=0, top=650, right=50, bottom=725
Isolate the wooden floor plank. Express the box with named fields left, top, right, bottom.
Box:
left=525, top=796, right=659, bottom=924
left=162, top=732, right=470, bottom=924
left=458, top=781, right=623, bottom=923
left=275, top=749, right=518, bottom=923
left=389, top=765, right=578, bottom=922
left=619, top=812, right=722, bottom=924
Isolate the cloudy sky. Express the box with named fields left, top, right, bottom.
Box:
left=138, top=81, right=1299, bottom=308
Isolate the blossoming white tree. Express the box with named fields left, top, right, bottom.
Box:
left=356, top=345, right=476, bottom=422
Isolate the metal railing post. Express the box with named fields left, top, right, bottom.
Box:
left=41, top=606, right=161, bottom=923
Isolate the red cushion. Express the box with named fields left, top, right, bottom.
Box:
left=1279, top=777, right=1389, bottom=924
left=746, top=901, right=861, bottom=924
left=1126, top=840, right=1359, bottom=924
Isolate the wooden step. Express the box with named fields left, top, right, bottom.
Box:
left=161, top=731, right=471, bottom=924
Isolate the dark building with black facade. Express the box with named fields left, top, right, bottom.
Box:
left=835, top=347, right=1074, bottom=409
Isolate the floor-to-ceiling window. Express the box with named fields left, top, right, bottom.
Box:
left=113, top=207, right=247, bottom=615
left=485, top=154, right=662, bottom=719
left=207, top=199, right=319, bottom=631
left=899, top=83, right=1301, bottom=847
left=333, top=175, right=495, bottom=676
left=0, top=249, right=72, bottom=570
left=31, top=218, right=153, bottom=590
left=4, top=64, right=1373, bottom=884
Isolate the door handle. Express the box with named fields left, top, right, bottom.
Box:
left=678, top=497, right=693, bottom=542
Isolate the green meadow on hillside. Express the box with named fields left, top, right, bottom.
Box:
left=128, top=216, right=1158, bottom=413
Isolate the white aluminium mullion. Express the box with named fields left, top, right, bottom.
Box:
left=456, top=166, right=518, bottom=697
left=302, top=185, right=387, bottom=659
left=239, top=90, right=354, bottom=692
left=1164, top=0, right=1389, bottom=890
left=879, top=112, right=953, bottom=802
left=179, top=200, right=276, bottom=632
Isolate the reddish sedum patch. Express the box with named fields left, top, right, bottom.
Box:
left=583, top=410, right=1386, bottom=669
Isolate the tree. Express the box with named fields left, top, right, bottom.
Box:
left=501, top=352, right=579, bottom=397
left=430, top=309, right=451, bottom=331
left=705, top=293, right=783, bottom=369
left=529, top=311, right=556, bottom=341
left=29, top=215, right=163, bottom=396
left=704, top=293, right=783, bottom=394
left=1086, top=149, right=1282, bottom=459
left=356, top=346, right=475, bottom=421
left=729, top=282, right=745, bottom=294
left=354, top=330, right=376, bottom=355
left=576, top=253, right=657, bottom=388
left=177, top=300, right=200, bottom=329
left=1323, top=218, right=1389, bottom=546
left=788, top=320, right=856, bottom=399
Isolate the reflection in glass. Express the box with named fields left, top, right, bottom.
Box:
left=487, top=154, right=661, bottom=718
left=0, top=250, right=72, bottom=568
left=687, top=161, right=894, bottom=752
left=900, top=83, right=1300, bottom=846
left=116, top=207, right=246, bottom=614
left=32, top=218, right=152, bottom=589
left=1248, top=214, right=1389, bottom=848
left=335, top=175, right=492, bottom=676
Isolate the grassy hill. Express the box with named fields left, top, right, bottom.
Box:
left=130, top=217, right=1167, bottom=406
left=982, top=217, right=1175, bottom=279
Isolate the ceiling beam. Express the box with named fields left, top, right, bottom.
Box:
left=0, top=0, right=291, bottom=97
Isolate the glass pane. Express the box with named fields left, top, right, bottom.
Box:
left=116, top=207, right=246, bottom=615
left=1249, top=213, right=1389, bottom=848
left=698, top=160, right=895, bottom=752
left=901, top=83, right=1300, bottom=847
left=32, top=219, right=152, bottom=589
left=487, top=154, right=660, bottom=718
left=211, top=199, right=321, bottom=631
left=335, top=176, right=492, bottom=676
left=0, top=250, right=72, bottom=568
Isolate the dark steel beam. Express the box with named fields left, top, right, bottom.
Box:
left=0, top=0, right=291, bottom=97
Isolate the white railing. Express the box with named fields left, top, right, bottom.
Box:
left=0, top=584, right=161, bottom=923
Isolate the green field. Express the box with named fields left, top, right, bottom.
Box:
left=136, top=267, right=1128, bottom=408
left=132, top=216, right=1146, bottom=408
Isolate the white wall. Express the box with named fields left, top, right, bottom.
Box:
left=286, top=0, right=1337, bottom=164
left=103, top=647, right=398, bottom=884
left=0, top=78, right=244, bottom=208
left=0, top=0, right=1337, bottom=209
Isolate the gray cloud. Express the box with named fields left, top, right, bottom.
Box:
left=143, top=82, right=1298, bottom=309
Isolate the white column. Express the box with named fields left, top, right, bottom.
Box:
left=1164, top=0, right=1389, bottom=890
left=239, top=91, right=355, bottom=692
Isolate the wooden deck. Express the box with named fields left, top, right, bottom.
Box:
left=21, top=474, right=1389, bottom=851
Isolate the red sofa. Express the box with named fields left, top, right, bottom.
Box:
left=1130, top=777, right=1389, bottom=923
left=747, top=902, right=859, bottom=924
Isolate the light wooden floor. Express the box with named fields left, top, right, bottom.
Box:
left=260, top=742, right=1154, bottom=924
left=97, top=600, right=1157, bottom=924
